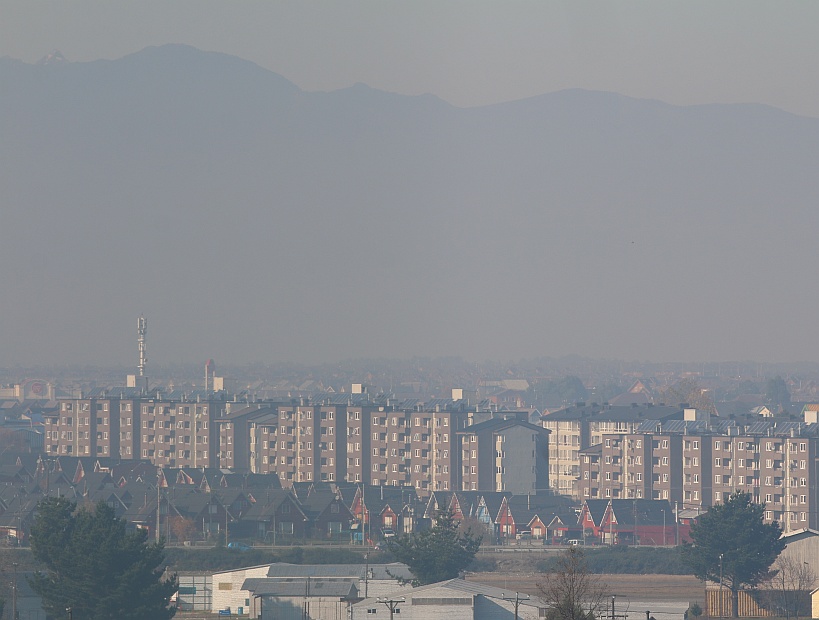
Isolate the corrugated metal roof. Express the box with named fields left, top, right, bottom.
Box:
left=244, top=577, right=357, bottom=597
left=265, top=562, right=413, bottom=581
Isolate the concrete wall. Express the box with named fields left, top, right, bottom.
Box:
left=474, top=596, right=544, bottom=620
left=260, top=596, right=349, bottom=620
left=500, top=426, right=538, bottom=494
left=361, top=578, right=412, bottom=599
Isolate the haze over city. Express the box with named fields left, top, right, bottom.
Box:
left=2, top=2, right=819, bottom=367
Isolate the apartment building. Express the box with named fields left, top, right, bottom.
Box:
left=45, top=395, right=123, bottom=458
left=215, top=396, right=544, bottom=495
left=214, top=403, right=279, bottom=471
left=578, top=418, right=819, bottom=530
left=213, top=396, right=462, bottom=491
left=47, top=390, right=550, bottom=496
left=48, top=391, right=227, bottom=469
left=542, top=403, right=684, bottom=498
left=458, top=416, right=549, bottom=493
left=346, top=400, right=463, bottom=492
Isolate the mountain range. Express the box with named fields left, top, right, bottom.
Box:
left=2, top=44, right=818, bottom=366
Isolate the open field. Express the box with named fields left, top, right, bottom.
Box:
left=466, top=572, right=705, bottom=604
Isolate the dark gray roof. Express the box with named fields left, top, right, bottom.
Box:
left=543, top=403, right=683, bottom=422
left=632, top=418, right=819, bottom=438
left=265, top=562, right=412, bottom=581
left=243, top=577, right=358, bottom=597
left=459, top=416, right=546, bottom=435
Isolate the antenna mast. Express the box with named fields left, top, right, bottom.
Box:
left=137, top=316, right=147, bottom=377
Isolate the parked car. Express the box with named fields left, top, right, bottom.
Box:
left=227, top=542, right=252, bottom=551
left=381, top=528, right=396, bottom=539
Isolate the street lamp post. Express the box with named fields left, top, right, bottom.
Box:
left=719, top=553, right=724, bottom=619
left=611, top=595, right=616, bottom=620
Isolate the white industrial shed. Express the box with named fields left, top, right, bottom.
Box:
left=780, top=528, right=819, bottom=569
left=211, top=564, right=276, bottom=615
left=351, top=579, right=548, bottom=620
left=264, top=562, right=413, bottom=599
left=207, top=562, right=411, bottom=616
left=242, top=577, right=358, bottom=620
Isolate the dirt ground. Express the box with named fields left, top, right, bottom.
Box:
left=466, top=572, right=705, bottom=604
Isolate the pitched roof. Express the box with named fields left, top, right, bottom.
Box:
left=459, top=416, right=547, bottom=435
left=352, top=578, right=547, bottom=608
left=265, top=562, right=413, bottom=581
left=243, top=577, right=358, bottom=598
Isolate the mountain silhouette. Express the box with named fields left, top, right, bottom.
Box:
left=1, top=44, right=818, bottom=365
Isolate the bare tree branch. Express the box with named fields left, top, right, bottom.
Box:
left=537, top=547, right=609, bottom=620
left=758, top=555, right=817, bottom=620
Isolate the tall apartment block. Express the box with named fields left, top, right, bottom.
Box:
left=541, top=403, right=685, bottom=498
left=217, top=396, right=467, bottom=492
left=216, top=395, right=547, bottom=494
left=46, top=389, right=226, bottom=469
left=46, top=388, right=548, bottom=495
left=578, top=417, right=819, bottom=531
left=458, top=417, right=549, bottom=493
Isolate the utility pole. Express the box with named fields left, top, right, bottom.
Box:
left=156, top=467, right=162, bottom=544
left=502, top=591, right=530, bottom=620
left=364, top=553, right=369, bottom=598
left=376, top=597, right=405, bottom=620
left=12, top=561, right=18, bottom=620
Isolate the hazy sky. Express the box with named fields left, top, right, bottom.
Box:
left=2, top=1, right=819, bottom=117
left=3, top=2, right=819, bottom=368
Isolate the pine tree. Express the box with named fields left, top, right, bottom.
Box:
left=682, top=491, right=784, bottom=617
left=386, top=510, right=482, bottom=585
left=29, top=497, right=177, bottom=620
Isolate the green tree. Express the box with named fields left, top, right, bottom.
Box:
left=537, top=547, right=607, bottom=620
left=386, top=511, right=482, bottom=585
left=29, top=497, right=177, bottom=620
left=682, top=492, right=784, bottom=617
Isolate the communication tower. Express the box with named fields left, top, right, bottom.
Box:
left=137, top=316, right=148, bottom=376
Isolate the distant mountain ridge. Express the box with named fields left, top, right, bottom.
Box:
left=1, top=44, right=818, bottom=366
